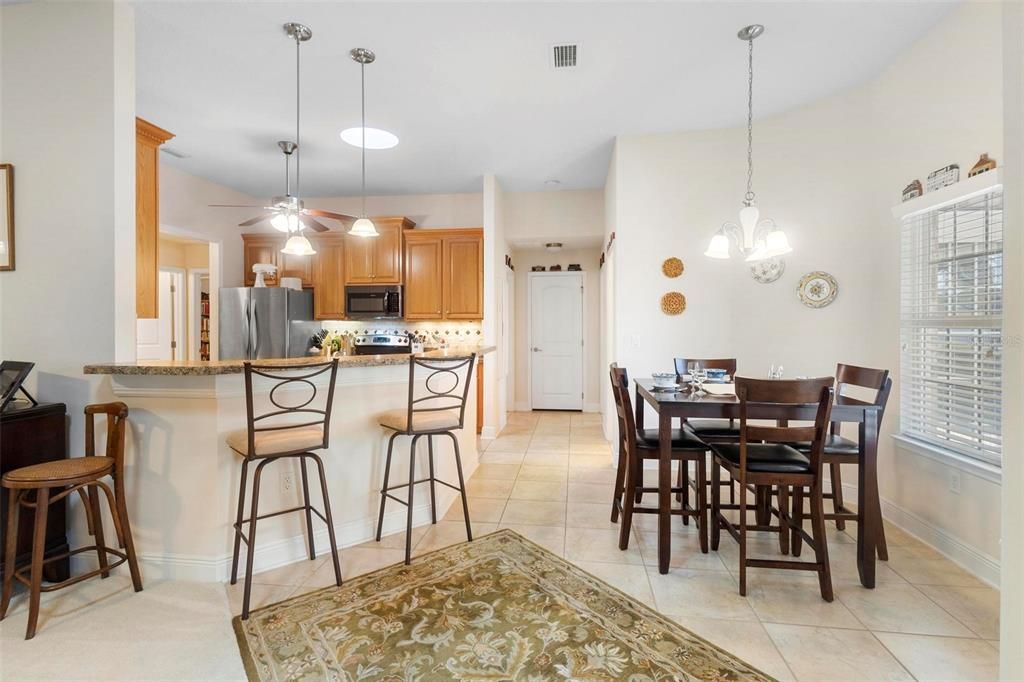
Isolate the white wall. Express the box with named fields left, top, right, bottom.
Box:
left=512, top=247, right=601, bottom=412
left=503, top=189, right=604, bottom=248
left=607, top=2, right=1004, bottom=580
left=0, top=0, right=135, bottom=543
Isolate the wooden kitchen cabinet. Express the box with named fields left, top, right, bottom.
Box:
left=444, top=234, right=484, bottom=319
left=403, top=227, right=484, bottom=320
left=344, top=216, right=414, bottom=284
left=242, top=234, right=281, bottom=287
left=136, top=118, right=174, bottom=318
left=312, top=234, right=345, bottom=320
left=404, top=236, right=444, bottom=319
left=279, top=248, right=313, bottom=286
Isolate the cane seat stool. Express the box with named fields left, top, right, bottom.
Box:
left=226, top=359, right=342, bottom=620
left=1, top=402, right=142, bottom=640
left=609, top=365, right=712, bottom=553
left=375, top=353, right=477, bottom=565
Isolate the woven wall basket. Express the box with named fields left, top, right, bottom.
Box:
left=662, top=257, right=684, bottom=278
left=661, top=291, right=686, bottom=315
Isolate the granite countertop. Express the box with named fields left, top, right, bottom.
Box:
left=84, top=346, right=495, bottom=376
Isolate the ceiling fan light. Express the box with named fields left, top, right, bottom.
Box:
left=348, top=217, right=379, bottom=238
left=271, top=212, right=300, bottom=233
left=704, top=233, right=731, bottom=259
left=281, top=234, right=316, bottom=256
left=763, top=229, right=792, bottom=257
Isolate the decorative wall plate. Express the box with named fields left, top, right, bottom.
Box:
left=750, top=257, right=785, bottom=284
left=797, top=271, right=838, bottom=308
left=661, top=291, right=686, bottom=315
left=662, top=257, right=684, bottom=278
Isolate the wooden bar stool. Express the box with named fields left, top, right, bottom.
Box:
left=226, top=359, right=342, bottom=620
left=1, top=402, right=142, bottom=640
left=375, top=353, right=476, bottom=565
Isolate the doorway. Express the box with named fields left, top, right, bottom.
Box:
left=136, top=268, right=186, bottom=361
left=528, top=271, right=584, bottom=410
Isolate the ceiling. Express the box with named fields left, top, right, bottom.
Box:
left=135, top=1, right=957, bottom=197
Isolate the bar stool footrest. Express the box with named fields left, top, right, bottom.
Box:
left=13, top=545, right=129, bottom=592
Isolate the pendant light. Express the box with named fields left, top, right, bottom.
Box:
left=704, top=24, right=791, bottom=262
left=347, top=48, right=379, bottom=238
left=280, top=22, right=316, bottom=256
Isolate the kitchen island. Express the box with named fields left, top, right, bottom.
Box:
left=83, top=347, right=492, bottom=582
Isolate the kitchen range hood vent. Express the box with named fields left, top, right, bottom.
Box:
left=550, top=43, right=578, bottom=69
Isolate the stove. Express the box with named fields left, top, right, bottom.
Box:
left=351, top=333, right=412, bottom=355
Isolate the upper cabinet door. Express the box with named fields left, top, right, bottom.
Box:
left=344, top=234, right=375, bottom=284
left=372, top=221, right=404, bottom=284
left=243, top=236, right=281, bottom=287
left=279, top=249, right=313, bottom=287
left=444, top=234, right=484, bottom=319
left=313, top=235, right=345, bottom=320
left=404, top=237, right=443, bottom=320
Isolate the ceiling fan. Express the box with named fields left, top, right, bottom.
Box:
left=209, top=23, right=354, bottom=235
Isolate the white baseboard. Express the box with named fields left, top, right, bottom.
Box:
left=841, top=482, right=1000, bottom=588
left=584, top=402, right=601, bottom=413
left=514, top=401, right=530, bottom=412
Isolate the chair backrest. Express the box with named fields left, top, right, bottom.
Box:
left=85, top=402, right=129, bottom=479
left=609, top=363, right=638, bottom=459
left=833, top=363, right=891, bottom=436
left=674, top=357, right=737, bottom=379
left=405, top=354, right=477, bottom=430
left=243, top=359, right=339, bottom=456
left=735, top=376, right=834, bottom=473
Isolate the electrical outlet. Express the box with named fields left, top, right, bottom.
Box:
left=948, top=470, right=961, bottom=495
left=281, top=469, right=295, bottom=494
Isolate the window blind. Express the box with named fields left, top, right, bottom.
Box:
left=899, top=189, right=1003, bottom=465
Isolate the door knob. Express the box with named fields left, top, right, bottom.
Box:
left=532, top=347, right=542, bottom=352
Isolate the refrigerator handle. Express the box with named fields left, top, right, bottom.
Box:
left=253, top=305, right=260, bottom=358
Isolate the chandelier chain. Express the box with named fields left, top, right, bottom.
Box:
left=745, top=36, right=755, bottom=204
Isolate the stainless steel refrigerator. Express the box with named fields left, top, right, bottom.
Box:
left=218, top=288, right=318, bottom=360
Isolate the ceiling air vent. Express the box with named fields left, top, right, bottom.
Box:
left=550, top=43, right=578, bottom=70
left=161, top=147, right=190, bottom=159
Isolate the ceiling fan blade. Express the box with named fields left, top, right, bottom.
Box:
left=209, top=204, right=269, bottom=209
left=299, top=215, right=330, bottom=232
left=238, top=215, right=271, bottom=227
left=303, top=208, right=356, bottom=224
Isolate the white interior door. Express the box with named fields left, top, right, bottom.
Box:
left=530, top=272, right=583, bottom=410
left=136, top=270, right=176, bottom=360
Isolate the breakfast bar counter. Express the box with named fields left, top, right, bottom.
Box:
left=81, top=347, right=492, bottom=583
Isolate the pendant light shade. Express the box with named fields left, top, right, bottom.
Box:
left=348, top=217, right=379, bottom=238
left=347, top=47, right=380, bottom=239
left=704, top=24, right=793, bottom=263
left=271, top=212, right=300, bottom=233
left=281, top=234, right=316, bottom=256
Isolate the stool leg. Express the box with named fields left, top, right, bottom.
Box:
left=1, top=489, right=22, bottom=619
left=697, top=456, right=708, bottom=554
left=309, top=453, right=341, bottom=587
left=300, top=457, right=316, bottom=560
left=404, top=435, right=422, bottom=564
left=830, top=462, right=846, bottom=531
left=447, top=432, right=472, bottom=543
left=230, top=459, right=249, bottom=585
left=241, top=458, right=271, bottom=620
left=88, top=484, right=110, bottom=579
left=25, top=488, right=50, bottom=640
left=113, top=472, right=143, bottom=593
left=610, top=442, right=625, bottom=523
left=427, top=435, right=438, bottom=525
left=376, top=433, right=399, bottom=542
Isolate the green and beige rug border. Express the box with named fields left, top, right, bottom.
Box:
left=233, top=529, right=774, bottom=681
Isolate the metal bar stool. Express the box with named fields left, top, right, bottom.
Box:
left=375, top=353, right=477, bottom=564
left=1, top=402, right=142, bottom=640
left=226, top=358, right=341, bottom=620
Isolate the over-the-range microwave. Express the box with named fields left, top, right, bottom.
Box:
left=344, top=285, right=403, bottom=320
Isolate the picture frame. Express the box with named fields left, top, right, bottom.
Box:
left=0, top=164, right=13, bottom=271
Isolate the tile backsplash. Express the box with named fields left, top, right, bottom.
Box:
left=320, top=320, right=483, bottom=344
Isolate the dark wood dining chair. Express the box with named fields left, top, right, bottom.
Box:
left=791, top=363, right=892, bottom=559
left=610, top=364, right=710, bottom=553
left=1, top=402, right=142, bottom=639
left=226, top=359, right=342, bottom=620
left=673, top=357, right=740, bottom=441
left=710, top=376, right=835, bottom=600
left=375, top=354, right=477, bottom=565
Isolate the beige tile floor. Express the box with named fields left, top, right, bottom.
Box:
left=0, top=411, right=1001, bottom=681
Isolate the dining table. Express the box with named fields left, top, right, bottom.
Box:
left=634, top=378, right=885, bottom=588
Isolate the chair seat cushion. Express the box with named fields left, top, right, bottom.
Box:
left=684, top=418, right=740, bottom=438
left=379, top=409, right=461, bottom=433
left=2, top=457, right=113, bottom=487
left=636, top=428, right=708, bottom=450
left=710, top=443, right=811, bottom=473
left=227, top=425, right=325, bottom=457
left=791, top=434, right=859, bottom=456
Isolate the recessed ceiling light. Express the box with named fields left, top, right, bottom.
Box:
left=340, top=127, right=399, bottom=150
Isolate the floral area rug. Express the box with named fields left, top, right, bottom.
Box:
left=233, top=529, right=774, bottom=681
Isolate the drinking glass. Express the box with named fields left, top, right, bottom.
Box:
left=692, top=368, right=708, bottom=394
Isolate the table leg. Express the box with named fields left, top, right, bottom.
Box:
left=755, top=486, right=771, bottom=526
left=857, top=410, right=880, bottom=588
left=658, top=410, right=672, bottom=574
